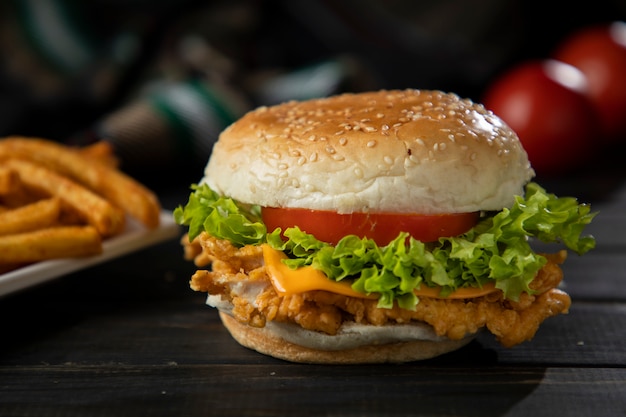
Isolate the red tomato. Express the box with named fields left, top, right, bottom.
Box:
left=482, top=59, right=598, bottom=175
left=553, top=21, right=626, bottom=141
left=262, top=207, right=479, bottom=246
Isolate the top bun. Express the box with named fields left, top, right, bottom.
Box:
left=203, top=89, right=534, bottom=214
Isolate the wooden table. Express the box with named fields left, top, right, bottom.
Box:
left=1, top=165, right=625, bottom=417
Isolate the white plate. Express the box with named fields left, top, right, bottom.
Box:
left=0, top=210, right=181, bottom=297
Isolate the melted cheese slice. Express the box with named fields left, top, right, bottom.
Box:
left=261, top=244, right=498, bottom=299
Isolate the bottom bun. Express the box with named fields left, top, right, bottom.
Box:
left=219, top=311, right=474, bottom=364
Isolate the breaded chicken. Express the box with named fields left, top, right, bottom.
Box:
left=184, top=233, right=570, bottom=348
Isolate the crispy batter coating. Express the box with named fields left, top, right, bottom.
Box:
left=184, top=233, right=571, bottom=347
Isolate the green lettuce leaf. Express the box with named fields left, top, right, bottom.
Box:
left=174, top=182, right=596, bottom=308
left=173, top=183, right=265, bottom=246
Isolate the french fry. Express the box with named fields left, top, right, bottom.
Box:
left=0, top=136, right=166, bottom=276
left=78, top=141, right=119, bottom=168
left=0, top=183, right=44, bottom=208
left=0, top=226, right=102, bottom=263
left=0, top=137, right=161, bottom=228
left=3, top=159, right=125, bottom=237
left=0, top=197, right=61, bottom=236
left=0, top=166, right=19, bottom=195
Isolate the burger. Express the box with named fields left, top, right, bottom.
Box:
left=174, top=89, right=596, bottom=364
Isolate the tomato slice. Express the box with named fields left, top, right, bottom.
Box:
left=262, top=207, right=479, bottom=246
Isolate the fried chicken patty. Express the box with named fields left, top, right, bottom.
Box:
left=183, top=232, right=571, bottom=348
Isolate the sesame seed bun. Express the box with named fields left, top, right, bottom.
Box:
left=203, top=89, right=534, bottom=214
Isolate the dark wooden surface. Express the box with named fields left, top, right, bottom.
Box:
left=1, top=163, right=625, bottom=417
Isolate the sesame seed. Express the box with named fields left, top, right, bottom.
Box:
left=297, top=156, right=306, bottom=166
left=417, top=139, right=425, bottom=146
left=367, top=140, right=377, bottom=148
left=383, top=156, right=393, bottom=165
left=326, top=146, right=335, bottom=154
left=309, top=152, right=318, bottom=162
left=339, top=137, right=347, bottom=146
left=439, top=142, right=447, bottom=150
left=278, top=163, right=288, bottom=170
left=354, top=167, right=364, bottom=178
left=376, top=113, right=385, bottom=118
left=470, top=152, right=477, bottom=160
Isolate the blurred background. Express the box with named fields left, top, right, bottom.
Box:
left=1, top=0, right=625, bottom=190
